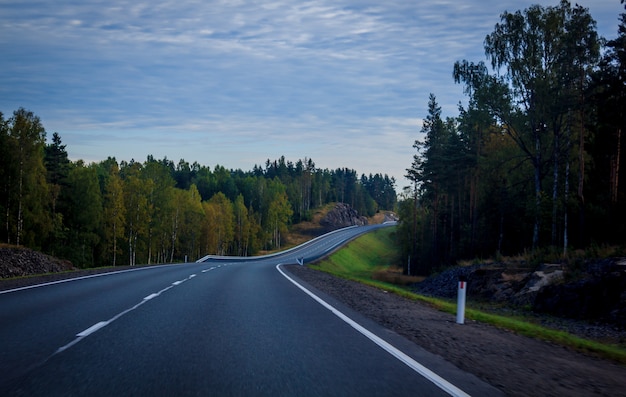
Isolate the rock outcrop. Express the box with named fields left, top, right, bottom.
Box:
left=320, top=203, right=368, bottom=230
left=533, top=259, right=626, bottom=327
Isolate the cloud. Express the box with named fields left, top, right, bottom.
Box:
left=1, top=0, right=621, bottom=190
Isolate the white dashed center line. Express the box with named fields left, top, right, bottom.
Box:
left=54, top=266, right=226, bottom=357
left=76, top=321, right=109, bottom=337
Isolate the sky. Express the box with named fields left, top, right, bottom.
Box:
left=1, top=1, right=622, bottom=192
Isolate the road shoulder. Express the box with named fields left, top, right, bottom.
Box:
left=284, top=264, right=626, bottom=397
left=281, top=264, right=504, bottom=397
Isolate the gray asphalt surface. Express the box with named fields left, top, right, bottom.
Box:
left=0, top=225, right=500, bottom=396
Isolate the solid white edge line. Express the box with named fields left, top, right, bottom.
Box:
left=276, top=264, right=471, bottom=397
left=0, top=264, right=179, bottom=294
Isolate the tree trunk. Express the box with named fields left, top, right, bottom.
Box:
left=147, top=227, right=152, bottom=265
left=5, top=179, right=11, bottom=245
left=563, top=122, right=572, bottom=256
left=611, top=128, right=622, bottom=204
left=410, top=215, right=416, bottom=276
left=170, top=209, right=179, bottom=262
left=128, top=230, right=134, bottom=266
left=113, top=222, right=117, bottom=266
left=449, top=194, right=455, bottom=261
left=432, top=183, right=439, bottom=264
left=552, top=132, right=559, bottom=246
left=577, top=107, right=586, bottom=246
left=532, top=130, right=542, bottom=250
left=17, top=158, right=23, bottom=246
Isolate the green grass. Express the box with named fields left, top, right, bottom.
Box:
left=310, top=227, right=626, bottom=365
left=309, top=227, right=398, bottom=276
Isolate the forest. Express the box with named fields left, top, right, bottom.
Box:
left=4, top=1, right=625, bottom=276
left=0, top=113, right=396, bottom=268
left=398, top=1, right=626, bottom=275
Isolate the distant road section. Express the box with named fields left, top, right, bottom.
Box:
left=0, top=224, right=501, bottom=396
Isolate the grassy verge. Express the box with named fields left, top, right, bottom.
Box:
left=310, top=227, right=626, bottom=365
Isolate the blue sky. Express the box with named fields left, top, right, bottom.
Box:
left=1, top=1, right=622, bottom=191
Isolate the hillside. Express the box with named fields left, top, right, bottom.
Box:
left=283, top=203, right=391, bottom=248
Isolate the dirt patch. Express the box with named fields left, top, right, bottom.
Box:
left=372, top=266, right=424, bottom=285
left=285, top=265, right=626, bottom=397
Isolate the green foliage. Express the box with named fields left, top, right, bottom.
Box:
left=63, top=164, right=102, bottom=267
left=405, top=94, right=467, bottom=274
left=202, top=192, right=235, bottom=255
left=0, top=108, right=394, bottom=266
left=265, top=179, right=293, bottom=250
left=0, top=109, right=50, bottom=248
left=44, top=132, right=71, bottom=256
left=232, top=194, right=258, bottom=256
left=402, top=1, right=622, bottom=275
left=103, top=162, right=125, bottom=266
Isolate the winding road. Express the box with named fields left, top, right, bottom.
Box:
left=0, top=224, right=501, bottom=396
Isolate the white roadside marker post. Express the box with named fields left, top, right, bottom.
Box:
left=456, top=275, right=467, bottom=324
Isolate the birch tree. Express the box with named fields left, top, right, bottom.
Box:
left=267, top=190, right=292, bottom=250
left=123, top=163, right=153, bottom=266
left=5, top=109, right=49, bottom=247
left=202, top=192, right=234, bottom=255
left=473, top=0, right=599, bottom=250
left=103, top=161, right=125, bottom=266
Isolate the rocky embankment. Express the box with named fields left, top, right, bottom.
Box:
left=415, top=258, right=626, bottom=332
left=0, top=246, right=75, bottom=279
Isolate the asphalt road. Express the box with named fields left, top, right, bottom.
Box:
left=0, top=224, right=501, bottom=396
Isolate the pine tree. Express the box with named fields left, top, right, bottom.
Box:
left=44, top=132, right=70, bottom=254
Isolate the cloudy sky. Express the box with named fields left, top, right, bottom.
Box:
left=1, top=1, right=622, bottom=191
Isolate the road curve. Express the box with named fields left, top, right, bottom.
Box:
left=0, top=224, right=501, bottom=396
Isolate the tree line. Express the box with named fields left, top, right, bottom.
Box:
left=0, top=110, right=396, bottom=267
left=399, top=0, right=626, bottom=275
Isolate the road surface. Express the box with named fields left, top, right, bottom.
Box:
left=0, top=224, right=501, bottom=396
